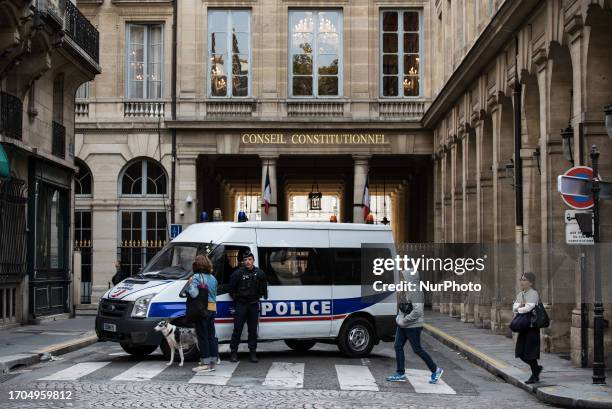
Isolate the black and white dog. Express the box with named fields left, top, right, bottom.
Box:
left=153, top=320, right=198, bottom=367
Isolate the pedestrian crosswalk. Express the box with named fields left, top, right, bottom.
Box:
left=36, top=359, right=457, bottom=395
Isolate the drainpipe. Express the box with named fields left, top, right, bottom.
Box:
left=170, top=0, right=177, bottom=224
left=513, top=36, right=524, bottom=275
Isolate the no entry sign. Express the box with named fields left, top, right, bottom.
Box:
left=560, top=166, right=594, bottom=209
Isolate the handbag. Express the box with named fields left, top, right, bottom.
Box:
left=399, top=301, right=413, bottom=315
left=510, top=313, right=532, bottom=333
left=185, top=274, right=209, bottom=323
left=531, top=302, right=550, bottom=329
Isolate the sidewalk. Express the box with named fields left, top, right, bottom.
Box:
left=423, top=311, right=612, bottom=409
left=0, top=316, right=97, bottom=375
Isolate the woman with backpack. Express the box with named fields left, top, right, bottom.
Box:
left=513, top=272, right=543, bottom=384
left=187, top=255, right=218, bottom=373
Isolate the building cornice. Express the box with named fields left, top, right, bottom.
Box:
left=421, top=0, right=543, bottom=129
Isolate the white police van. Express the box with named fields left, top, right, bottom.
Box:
left=95, top=222, right=397, bottom=359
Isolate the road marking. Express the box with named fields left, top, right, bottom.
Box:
left=111, top=361, right=168, bottom=382
left=39, top=362, right=110, bottom=381
left=262, top=362, right=305, bottom=389
left=335, top=364, right=379, bottom=391
left=189, top=362, right=239, bottom=385
left=404, top=369, right=456, bottom=394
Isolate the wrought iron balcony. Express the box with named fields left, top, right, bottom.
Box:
left=0, top=92, right=23, bottom=141
left=52, top=121, right=66, bottom=159
left=36, top=0, right=100, bottom=64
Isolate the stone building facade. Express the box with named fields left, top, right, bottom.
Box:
left=74, top=0, right=611, bottom=367
left=426, top=0, right=612, bottom=367
left=0, top=0, right=100, bottom=323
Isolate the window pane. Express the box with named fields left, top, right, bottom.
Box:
left=318, top=76, right=338, bottom=96
left=404, top=54, right=419, bottom=75
left=210, top=32, right=227, bottom=54
left=382, top=11, right=398, bottom=31
left=150, top=25, right=163, bottom=46
left=232, top=76, right=248, bottom=96
left=232, top=54, right=249, bottom=75
left=211, top=75, right=227, bottom=97
left=76, top=82, right=88, bottom=99
left=291, top=33, right=313, bottom=54
left=292, top=54, right=312, bottom=75
left=403, top=12, right=419, bottom=31
left=292, top=76, right=313, bottom=96
left=291, top=11, right=314, bottom=33
left=208, top=10, right=228, bottom=33
left=122, top=162, right=142, bottom=194
left=403, top=76, right=419, bottom=96
left=129, top=81, right=143, bottom=99
left=318, top=11, right=339, bottom=33
left=317, top=33, right=338, bottom=54
left=383, top=76, right=399, bottom=96
left=232, top=10, right=249, bottom=32
left=231, top=33, right=248, bottom=54
left=383, top=33, right=398, bottom=53
left=130, top=25, right=145, bottom=45
left=383, top=54, right=398, bottom=75
left=318, top=55, right=338, bottom=75
left=146, top=161, right=166, bottom=195
left=404, top=33, right=419, bottom=53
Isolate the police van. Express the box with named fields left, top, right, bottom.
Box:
left=95, top=221, right=397, bottom=359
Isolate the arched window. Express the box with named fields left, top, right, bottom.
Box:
left=75, top=159, right=92, bottom=195
left=119, top=158, right=167, bottom=196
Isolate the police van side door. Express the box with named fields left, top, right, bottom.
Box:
left=255, top=228, right=332, bottom=340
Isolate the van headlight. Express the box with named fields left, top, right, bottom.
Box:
left=131, top=294, right=156, bottom=318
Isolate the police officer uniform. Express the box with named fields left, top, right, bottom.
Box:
left=228, top=254, right=268, bottom=362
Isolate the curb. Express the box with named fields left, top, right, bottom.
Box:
left=0, top=332, right=98, bottom=375
left=422, top=323, right=610, bottom=409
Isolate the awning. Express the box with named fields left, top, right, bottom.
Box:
left=0, top=144, right=9, bottom=178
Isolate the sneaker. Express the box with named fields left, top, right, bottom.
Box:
left=385, top=373, right=407, bottom=382
left=192, top=364, right=215, bottom=373
left=216, top=356, right=221, bottom=365
left=230, top=351, right=238, bottom=363
left=429, top=367, right=444, bottom=384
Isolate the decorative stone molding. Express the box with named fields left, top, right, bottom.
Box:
left=75, top=101, right=89, bottom=117
left=378, top=100, right=425, bottom=120
left=287, top=101, right=344, bottom=118
left=206, top=100, right=254, bottom=117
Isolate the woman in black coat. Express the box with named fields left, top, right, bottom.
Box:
left=512, top=272, right=542, bottom=384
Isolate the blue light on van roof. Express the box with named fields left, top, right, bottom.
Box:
left=237, top=211, right=248, bottom=222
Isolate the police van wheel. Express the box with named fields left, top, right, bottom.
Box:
left=120, top=344, right=158, bottom=356
left=160, top=338, right=199, bottom=362
left=337, top=318, right=375, bottom=358
left=284, top=339, right=316, bottom=352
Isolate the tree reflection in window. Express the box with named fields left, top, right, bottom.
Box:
left=120, top=159, right=167, bottom=196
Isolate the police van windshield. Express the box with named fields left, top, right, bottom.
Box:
left=139, top=242, right=217, bottom=279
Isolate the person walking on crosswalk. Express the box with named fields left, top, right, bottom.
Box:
left=187, top=255, right=218, bottom=373
left=386, top=270, right=444, bottom=385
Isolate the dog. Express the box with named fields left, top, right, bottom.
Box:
left=153, top=320, right=198, bottom=367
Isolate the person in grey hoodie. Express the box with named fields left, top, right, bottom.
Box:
left=386, top=270, right=444, bottom=384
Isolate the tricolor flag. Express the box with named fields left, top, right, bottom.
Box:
left=263, top=166, right=271, bottom=215
left=362, top=173, right=370, bottom=219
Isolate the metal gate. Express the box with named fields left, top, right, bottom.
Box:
left=0, top=178, right=27, bottom=324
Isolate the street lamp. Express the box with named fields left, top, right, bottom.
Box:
left=561, top=124, right=574, bottom=164
left=604, top=104, right=612, bottom=139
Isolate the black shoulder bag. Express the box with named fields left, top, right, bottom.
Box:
left=186, top=274, right=209, bottom=323
left=531, top=302, right=550, bottom=329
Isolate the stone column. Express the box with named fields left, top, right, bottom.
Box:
left=176, top=155, right=198, bottom=224
left=352, top=155, right=370, bottom=223
left=260, top=155, right=278, bottom=221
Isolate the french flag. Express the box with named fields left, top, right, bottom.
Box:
left=263, top=166, right=271, bottom=215
left=362, top=173, right=370, bottom=219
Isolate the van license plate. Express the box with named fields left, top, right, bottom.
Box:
left=103, top=323, right=117, bottom=332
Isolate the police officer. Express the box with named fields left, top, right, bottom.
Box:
left=228, top=251, right=267, bottom=363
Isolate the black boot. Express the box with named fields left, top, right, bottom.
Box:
left=534, top=365, right=543, bottom=379
left=230, top=351, right=238, bottom=363
left=525, top=375, right=539, bottom=384
left=249, top=350, right=258, bottom=363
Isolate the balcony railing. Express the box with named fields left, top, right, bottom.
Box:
left=36, top=0, right=99, bottom=64
left=75, top=101, right=89, bottom=117
left=0, top=92, right=23, bottom=141
left=64, top=0, right=99, bottom=63
left=287, top=101, right=344, bottom=118
left=378, top=100, right=426, bottom=120
left=124, top=100, right=165, bottom=118
left=52, top=121, right=66, bottom=159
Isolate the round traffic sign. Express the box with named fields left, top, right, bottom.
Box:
left=561, top=166, right=594, bottom=209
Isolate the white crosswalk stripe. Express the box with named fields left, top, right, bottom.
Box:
left=262, top=362, right=305, bottom=389
left=404, top=369, right=456, bottom=394
left=39, top=362, right=111, bottom=381
left=36, top=360, right=458, bottom=395
left=189, top=361, right=239, bottom=385
left=111, top=361, right=168, bottom=382
left=335, top=364, right=379, bottom=391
